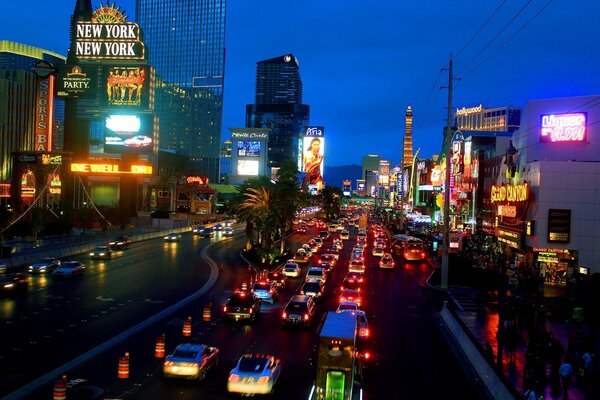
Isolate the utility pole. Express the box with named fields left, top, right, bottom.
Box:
left=441, top=55, right=455, bottom=289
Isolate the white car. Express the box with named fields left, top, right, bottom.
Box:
left=28, top=257, right=61, bottom=274
left=164, top=234, right=182, bottom=242
left=227, top=354, right=282, bottom=395
left=251, top=281, right=276, bottom=303
left=337, top=301, right=359, bottom=313
left=306, top=267, right=326, bottom=284
left=340, top=230, right=350, bottom=240
left=163, top=343, right=219, bottom=380
left=52, top=261, right=85, bottom=277
left=379, top=253, right=395, bottom=269
left=282, top=263, right=301, bottom=278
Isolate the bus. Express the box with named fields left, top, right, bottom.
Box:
left=392, top=234, right=427, bottom=261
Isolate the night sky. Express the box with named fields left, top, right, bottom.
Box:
left=1, top=0, right=599, bottom=167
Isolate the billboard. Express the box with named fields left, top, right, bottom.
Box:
left=104, top=66, right=148, bottom=108
left=237, top=141, right=261, bottom=157
left=540, top=113, right=586, bottom=143
left=56, top=64, right=96, bottom=98
left=302, top=126, right=325, bottom=193
left=34, top=70, right=54, bottom=152
left=237, top=160, right=259, bottom=176
left=104, top=114, right=154, bottom=153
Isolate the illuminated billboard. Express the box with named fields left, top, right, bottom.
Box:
left=237, top=141, right=260, bottom=157
left=237, top=160, right=259, bottom=176
left=104, top=114, right=153, bottom=153
left=540, top=113, right=586, bottom=143
left=104, top=66, right=148, bottom=108
left=302, top=127, right=325, bottom=193
left=57, top=64, right=95, bottom=99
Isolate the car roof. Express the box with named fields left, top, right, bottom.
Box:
left=290, top=294, right=311, bottom=302
left=174, top=343, right=207, bottom=352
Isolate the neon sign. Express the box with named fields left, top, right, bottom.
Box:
left=71, top=163, right=152, bottom=175
left=491, top=182, right=529, bottom=203
left=540, top=113, right=586, bottom=143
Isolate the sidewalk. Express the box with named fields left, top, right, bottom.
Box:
left=447, top=285, right=597, bottom=399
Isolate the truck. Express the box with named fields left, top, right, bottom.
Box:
left=313, top=311, right=360, bottom=400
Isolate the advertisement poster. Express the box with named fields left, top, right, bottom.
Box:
left=104, top=66, right=147, bottom=108
left=302, top=135, right=324, bottom=193
left=104, top=114, right=153, bottom=153
left=237, top=141, right=260, bottom=157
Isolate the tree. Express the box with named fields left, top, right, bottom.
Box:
left=321, top=186, right=343, bottom=221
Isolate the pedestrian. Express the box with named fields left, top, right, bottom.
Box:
left=559, top=360, right=573, bottom=400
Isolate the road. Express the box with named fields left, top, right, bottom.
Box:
left=1, top=223, right=477, bottom=399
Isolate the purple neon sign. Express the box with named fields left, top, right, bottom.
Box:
left=540, top=112, right=586, bottom=143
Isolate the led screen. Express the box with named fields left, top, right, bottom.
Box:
left=237, top=141, right=260, bottom=157
left=302, top=136, right=324, bottom=192
left=104, top=114, right=153, bottom=153
left=237, top=160, right=259, bottom=176
left=104, top=66, right=148, bottom=108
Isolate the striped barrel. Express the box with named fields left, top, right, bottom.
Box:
left=155, top=334, right=166, bottom=358
left=182, top=316, right=192, bottom=337
left=117, top=352, right=130, bottom=379
left=53, top=375, right=67, bottom=400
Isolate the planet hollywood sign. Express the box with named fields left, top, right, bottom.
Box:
left=75, top=22, right=145, bottom=60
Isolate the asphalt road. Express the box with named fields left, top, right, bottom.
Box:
left=1, top=223, right=477, bottom=400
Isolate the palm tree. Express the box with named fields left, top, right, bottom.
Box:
left=272, top=160, right=307, bottom=254
left=231, top=176, right=272, bottom=251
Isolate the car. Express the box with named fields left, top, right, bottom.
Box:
left=351, top=250, right=365, bottom=262
left=193, top=226, right=214, bottom=237
left=306, top=267, right=326, bottom=284
left=223, top=227, right=234, bottom=236
left=123, top=135, right=152, bottom=147
left=333, top=239, right=344, bottom=250
left=281, top=295, right=315, bottom=327
left=267, top=271, right=287, bottom=291
left=224, top=221, right=234, bottom=227
left=0, top=259, right=7, bottom=274
left=341, top=275, right=362, bottom=292
left=0, top=273, right=28, bottom=293
left=379, top=253, right=395, bottom=269
left=319, top=230, right=329, bottom=240
left=251, top=281, right=276, bottom=304
left=108, top=235, right=131, bottom=250
left=163, top=343, right=219, bottom=380
left=282, top=263, right=301, bottom=278
left=227, top=354, right=282, bottom=395
left=348, top=259, right=366, bottom=274
left=53, top=261, right=85, bottom=277
left=372, top=246, right=385, bottom=257
left=212, top=224, right=224, bottom=231
left=89, top=245, right=112, bottom=259
left=293, top=250, right=309, bottom=264
left=312, top=237, right=323, bottom=248
left=296, top=225, right=307, bottom=234
left=319, top=253, right=337, bottom=266
left=346, top=271, right=365, bottom=284
left=223, top=291, right=261, bottom=322
left=337, top=301, right=359, bottom=313
left=339, top=288, right=362, bottom=307
left=300, top=279, right=325, bottom=299
left=164, top=233, right=182, bottom=242
left=28, top=257, right=61, bottom=274
left=340, top=230, right=350, bottom=240
left=328, top=224, right=339, bottom=233
left=318, top=261, right=333, bottom=276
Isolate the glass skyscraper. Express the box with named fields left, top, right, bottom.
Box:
left=136, top=0, right=226, bottom=182
left=246, top=54, right=310, bottom=170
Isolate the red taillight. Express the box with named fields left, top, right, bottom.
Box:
left=228, top=374, right=240, bottom=382
left=282, top=312, right=287, bottom=318
left=404, top=252, right=409, bottom=257
left=164, top=361, right=173, bottom=366
left=364, top=352, right=371, bottom=359
left=257, top=376, right=270, bottom=384
left=223, top=306, right=227, bottom=312
left=303, top=313, right=309, bottom=320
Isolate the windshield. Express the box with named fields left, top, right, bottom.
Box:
left=238, top=358, right=267, bottom=373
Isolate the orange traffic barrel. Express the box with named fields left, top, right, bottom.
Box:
left=118, top=352, right=130, bottom=379
left=182, top=316, right=192, bottom=337
left=53, top=375, right=67, bottom=400
left=155, top=334, right=166, bottom=358
left=203, top=303, right=212, bottom=322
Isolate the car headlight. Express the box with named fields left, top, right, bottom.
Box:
left=4, top=283, right=14, bottom=288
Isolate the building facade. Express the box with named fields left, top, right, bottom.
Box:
left=246, top=54, right=310, bottom=172
left=455, top=104, right=520, bottom=132
left=136, top=0, right=226, bottom=183
left=402, top=105, right=413, bottom=168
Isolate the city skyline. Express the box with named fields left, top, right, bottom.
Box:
left=1, top=0, right=599, bottom=167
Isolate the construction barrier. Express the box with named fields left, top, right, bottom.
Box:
left=117, top=352, right=130, bottom=379
left=182, top=316, right=192, bottom=337
left=203, top=303, right=212, bottom=322
left=155, top=334, right=166, bottom=358
left=53, top=375, right=67, bottom=400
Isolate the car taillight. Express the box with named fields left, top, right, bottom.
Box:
left=257, top=376, right=270, bottom=384
left=404, top=252, right=409, bottom=257
left=364, top=352, right=371, bottom=360
left=303, top=313, right=309, bottom=320
left=164, top=361, right=173, bottom=366
left=228, top=374, right=240, bottom=382
left=223, top=306, right=227, bottom=312
left=282, top=312, right=287, bottom=318
left=249, top=308, right=253, bottom=314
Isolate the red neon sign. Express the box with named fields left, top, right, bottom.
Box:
left=540, top=113, right=586, bottom=143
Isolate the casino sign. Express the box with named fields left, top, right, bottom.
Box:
left=491, top=182, right=530, bottom=248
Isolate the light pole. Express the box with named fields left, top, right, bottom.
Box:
left=441, top=56, right=455, bottom=289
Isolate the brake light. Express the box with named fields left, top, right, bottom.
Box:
left=249, top=308, right=253, bottom=314
left=257, top=376, right=270, bottom=384
left=282, top=312, right=287, bottom=318
left=228, top=374, right=240, bottom=382
left=303, top=313, right=309, bottom=320
left=223, top=306, right=227, bottom=312
left=404, top=252, right=409, bottom=257
left=364, top=352, right=371, bottom=359
left=164, top=361, right=173, bottom=366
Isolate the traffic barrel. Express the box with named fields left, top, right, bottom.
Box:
left=117, top=352, right=130, bottom=379
left=155, top=334, right=166, bottom=358
left=182, top=316, right=192, bottom=337
left=53, top=375, right=67, bottom=400
left=203, top=303, right=212, bottom=322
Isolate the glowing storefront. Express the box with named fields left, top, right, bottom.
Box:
left=228, top=128, right=270, bottom=185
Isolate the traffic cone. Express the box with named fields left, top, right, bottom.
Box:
left=53, top=375, right=67, bottom=400
left=155, top=334, right=166, bottom=358
left=203, top=303, right=212, bottom=322
left=182, top=316, right=192, bottom=337
left=118, top=352, right=130, bottom=379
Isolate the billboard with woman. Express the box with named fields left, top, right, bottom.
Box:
left=302, top=127, right=325, bottom=193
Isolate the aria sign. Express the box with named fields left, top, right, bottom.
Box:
left=540, top=113, right=586, bottom=143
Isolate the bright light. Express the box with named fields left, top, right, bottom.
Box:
left=106, top=115, right=141, bottom=132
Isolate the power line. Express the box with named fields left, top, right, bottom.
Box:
left=455, top=0, right=508, bottom=58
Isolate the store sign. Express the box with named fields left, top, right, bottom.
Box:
left=540, top=113, right=586, bottom=143
left=71, top=163, right=152, bottom=175
left=497, top=228, right=522, bottom=249
left=490, top=182, right=529, bottom=203
left=548, top=208, right=571, bottom=243
left=231, top=131, right=268, bottom=140
left=456, top=104, right=483, bottom=116
left=75, top=22, right=145, bottom=60
left=186, top=176, right=208, bottom=186
left=34, top=74, right=54, bottom=151
left=305, top=126, right=324, bottom=137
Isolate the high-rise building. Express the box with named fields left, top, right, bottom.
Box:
left=0, top=41, right=65, bottom=183
left=136, top=0, right=226, bottom=183
left=402, top=105, right=413, bottom=168
left=246, top=54, right=310, bottom=171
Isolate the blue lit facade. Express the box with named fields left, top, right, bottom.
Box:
left=136, top=0, right=226, bottom=183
